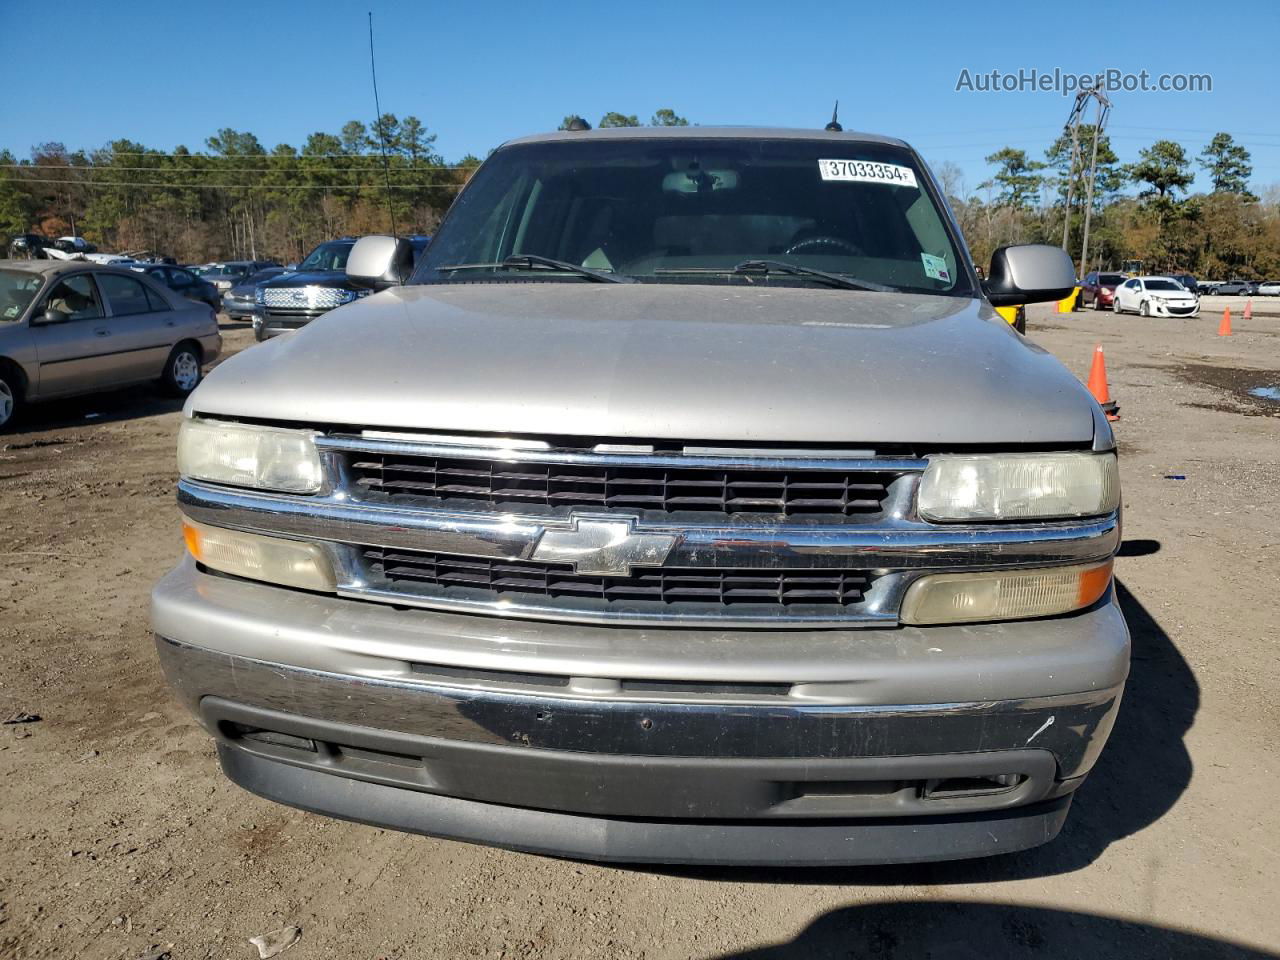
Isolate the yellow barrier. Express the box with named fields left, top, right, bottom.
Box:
left=995, top=306, right=1019, bottom=325
left=1057, top=287, right=1081, bottom=313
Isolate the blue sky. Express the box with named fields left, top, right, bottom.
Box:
left=2, top=0, right=1277, bottom=195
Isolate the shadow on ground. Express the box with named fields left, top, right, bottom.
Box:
left=642, top=572, right=1196, bottom=884
left=8, top=384, right=185, bottom=431
left=710, top=901, right=1274, bottom=959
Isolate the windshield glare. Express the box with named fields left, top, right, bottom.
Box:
left=0, top=268, right=45, bottom=321
left=299, top=243, right=353, bottom=271
left=416, top=138, right=969, bottom=295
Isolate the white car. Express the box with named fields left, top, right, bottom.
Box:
left=1258, top=281, right=1280, bottom=296
left=1113, top=276, right=1200, bottom=317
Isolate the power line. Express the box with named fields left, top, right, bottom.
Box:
left=1, top=162, right=475, bottom=173
left=20, top=149, right=465, bottom=160
left=12, top=177, right=464, bottom=191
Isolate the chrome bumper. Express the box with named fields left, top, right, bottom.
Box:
left=158, top=634, right=1122, bottom=780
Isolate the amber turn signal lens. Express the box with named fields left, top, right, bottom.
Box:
left=181, top=519, right=336, bottom=592
left=900, top=559, right=1113, bottom=626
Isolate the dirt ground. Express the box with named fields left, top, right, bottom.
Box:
left=1, top=300, right=1277, bottom=960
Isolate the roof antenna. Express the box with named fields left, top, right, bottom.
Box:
left=825, top=101, right=842, bottom=132
left=367, top=11, right=398, bottom=239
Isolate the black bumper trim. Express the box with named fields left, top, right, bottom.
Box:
left=203, top=696, right=1063, bottom=820
left=220, top=746, right=1072, bottom=866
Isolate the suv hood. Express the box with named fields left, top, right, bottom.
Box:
left=261, top=270, right=349, bottom=289
left=189, top=283, right=1099, bottom=445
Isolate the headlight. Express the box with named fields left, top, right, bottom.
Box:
left=183, top=519, right=335, bottom=591
left=900, top=559, right=1113, bottom=625
left=918, top=452, right=1118, bottom=522
left=254, top=287, right=265, bottom=304
left=177, top=418, right=322, bottom=493
left=337, top=289, right=358, bottom=303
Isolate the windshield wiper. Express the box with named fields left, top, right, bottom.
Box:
left=438, top=254, right=633, bottom=284
left=730, top=260, right=893, bottom=292
left=653, top=261, right=891, bottom=291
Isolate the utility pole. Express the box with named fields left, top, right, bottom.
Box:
left=1059, top=88, right=1113, bottom=275
left=1077, top=90, right=1111, bottom=279
left=1060, top=109, right=1082, bottom=251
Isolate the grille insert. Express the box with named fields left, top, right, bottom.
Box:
left=261, top=285, right=350, bottom=309
left=363, top=547, right=873, bottom=610
left=350, top=454, right=894, bottom=518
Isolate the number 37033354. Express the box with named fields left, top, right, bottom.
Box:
left=818, top=159, right=918, bottom=188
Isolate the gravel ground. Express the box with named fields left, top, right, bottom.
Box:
left=1, top=302, right=1277, bottom=960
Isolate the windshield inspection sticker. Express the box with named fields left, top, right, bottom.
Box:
left=920, top=253, right=951, bottom=282
left=818, top=159, right=918, bottom=188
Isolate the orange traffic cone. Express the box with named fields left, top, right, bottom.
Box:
left=1087, top=344, right=1119, bottom=421
left=1244, top=299, right=1253, bottom=321
left=1219, top=307, right=1232, bottom=336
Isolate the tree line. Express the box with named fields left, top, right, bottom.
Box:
left=0, top=108, right=694, bottom=265
left=0, top=114, right=475, bottom=265
left=3, top=112, right=1277, bottom=279
left=941, top=130, right=1279, bottom=279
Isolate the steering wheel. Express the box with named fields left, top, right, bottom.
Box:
left=784, top=235, right=862, bottom=257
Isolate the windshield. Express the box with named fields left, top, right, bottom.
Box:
left=298, top=242, right=354, bottom=272
left=1100, top=274, right=1124, bottom=285
left=415, top=138, right=970, bottom=295
left=0, top=268, right=45, bottom=321
left=205, top=265, right=250, bottom=278
left=1145, top=279, right=1182, bottom=292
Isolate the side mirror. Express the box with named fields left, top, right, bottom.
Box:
left=36, top=307, right=65, bottom=325
left=984, top=244, right=1076, bottom=307
left=346, top=235, right=414, bottom=290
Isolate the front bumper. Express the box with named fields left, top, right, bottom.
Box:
left=1150, top=301, right=1200, bottom=318
left=222, top=298, right=258, bottom=319
left=259, top=308, right=327, bottom=338
left=152, top=560, right=1128, bottom=864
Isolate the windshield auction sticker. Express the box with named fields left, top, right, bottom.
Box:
left=920, top=252, right=951, bottom=282
left=818, top=159, right=918, bottom=188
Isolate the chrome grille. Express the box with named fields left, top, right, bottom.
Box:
left=261, top=286, right=351, bottom=309
left=348, top=452, right=896, bottom=518
left=363, top=546, right=874, bottom=615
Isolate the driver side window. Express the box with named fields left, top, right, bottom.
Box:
left=42, top=274, right=104, bottom=322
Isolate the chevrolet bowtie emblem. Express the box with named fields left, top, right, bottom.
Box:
left=531, top=516, right=676, bottom=577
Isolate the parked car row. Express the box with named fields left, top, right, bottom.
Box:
left=1082, top=270, right=1280, bottom=303
left=1203, top=279, right=1262, bottom=296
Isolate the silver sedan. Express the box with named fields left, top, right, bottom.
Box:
left=0, top=259, right=221, bottom=430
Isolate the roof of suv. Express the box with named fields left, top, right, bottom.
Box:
left=502, top=126, right=911, bottom=149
